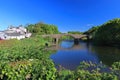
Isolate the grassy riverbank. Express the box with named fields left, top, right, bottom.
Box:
left=0, top=36, right=57, bottom=80
left=0, top=36, right=120, bottom=80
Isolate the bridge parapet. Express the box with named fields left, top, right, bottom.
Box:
left=42, top=34, right=87, bottom=39
left=41, top=34, right=89, bottom=44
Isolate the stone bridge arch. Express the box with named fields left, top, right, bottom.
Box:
left=42, top=34, right=89, bottom=44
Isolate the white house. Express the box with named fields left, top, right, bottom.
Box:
left=0, top=26, right=32, bottom=40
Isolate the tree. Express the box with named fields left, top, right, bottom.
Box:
left=93, top=18, right=120, bottom=45
left=26, top=23, right=59, bottom=35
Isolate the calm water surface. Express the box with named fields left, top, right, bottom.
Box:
left=50, top=40, right=120, bottom=70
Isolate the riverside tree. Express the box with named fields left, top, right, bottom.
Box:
left=26, top=22, right=59, bottom=35
left=93, top=18, right=120, bottom=45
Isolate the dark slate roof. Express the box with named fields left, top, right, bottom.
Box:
left=5, top=33, right=23, bottom=36
left=4, top=30, right=15, bottom=33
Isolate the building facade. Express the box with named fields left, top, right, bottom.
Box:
left=0, top=26, right=32, bottom=40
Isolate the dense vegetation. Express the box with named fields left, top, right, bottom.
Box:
left=93, top=18, right=120, bottom=45
left=56, top=61, right=120, bottom=80
left=85, top=18, right=120, bottom=46
left=0, top=36, right=57, bottom=80
left=84, top=26, right=99, bottom=37
left=26, top=22, right=59, bottom=35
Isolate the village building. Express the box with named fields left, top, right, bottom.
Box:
left=0, top=26, right=32, bottom=40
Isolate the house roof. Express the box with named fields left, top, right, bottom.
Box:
left=5, top=33, right=24, bottom=36
left=4, top=30, right=16, bottom=33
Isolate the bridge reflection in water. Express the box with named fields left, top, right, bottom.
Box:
left=45, top=40, right=89, bottom=51
left=46, top=44, right=83, bottom=50
left=50, top=40, right=99, bottom=70
left=50, top=40, right=120, bottom=70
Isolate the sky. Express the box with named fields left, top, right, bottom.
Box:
left=0, top=0, right=120, bottom=32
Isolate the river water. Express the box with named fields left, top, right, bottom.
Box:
left=50, top=40, right=120, bottom=70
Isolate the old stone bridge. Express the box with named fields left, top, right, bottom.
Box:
left=42, top=34, right=89, bottom=44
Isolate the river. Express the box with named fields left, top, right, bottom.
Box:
left=50, top=40, right=120, bottom=70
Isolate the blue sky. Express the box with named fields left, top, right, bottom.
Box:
left=0, top=0, right=120, bottom=32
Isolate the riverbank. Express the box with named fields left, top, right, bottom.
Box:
left=0, top=36, right=57, bottom=80
left=0, top=37, right=120, bottom=80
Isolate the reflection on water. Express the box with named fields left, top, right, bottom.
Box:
left=50, top=40, right=120, bottom=70
left=91, top=46, right=120, bottom=66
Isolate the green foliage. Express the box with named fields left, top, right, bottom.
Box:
left=0, top=59, right=56, bottom=80
left=84, top=26, right=99, bottom=36
left=83, top=26, right=99, bottom=41
left=73, top=62, right=118, bottom=80
left=56, top=69, right=73, bottom=80
left=93, top=18, right=120, bottom=45
left=26, top=22, right=59, bottom=35
left=111, top=62, right=120, bottom=78
left=0, top=36, right=57, bottom=80
left=56, top=62, right=120, bottom=80
left=112, top=62, right=120, bottom=70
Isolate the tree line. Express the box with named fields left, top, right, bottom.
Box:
left=26, top=22, right=60, bottom=35
left=26, top=19, right=120, bottom=46
left=85, top=18, right=120, bottom=46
